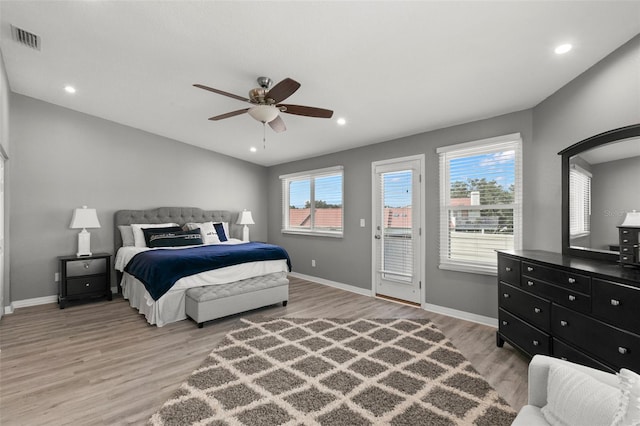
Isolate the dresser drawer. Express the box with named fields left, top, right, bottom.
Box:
left=498, top=254, right=521, bottom=286
left=551, top=304, right=640, bottom=371
left=66, top=258, right=108, bottom=277
left=521, top=276, right=590, bottom=314
left=619, top=245, right=636, bottom=255
left=552, top=339, right=615, bottom=373
left=67, top=276, right=108, bottom=296
left=499, top=282, right=550, bottom=331
left=619, top=228, right=639, bottom=245
left=522, top=261, right=590, bottom=294
left=620, top=252, right=637, bottom=265
left=592, top=278, right=640, bottom=335
left=499, top=309, right=551, bottom=356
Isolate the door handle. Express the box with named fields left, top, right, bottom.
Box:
left=374, top=235, right=381, bottom=239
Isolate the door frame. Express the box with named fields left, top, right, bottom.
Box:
left=371, top=154, right=426, bottom=308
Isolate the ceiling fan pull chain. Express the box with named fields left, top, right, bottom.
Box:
left=263, top=122, right=266, bottom=149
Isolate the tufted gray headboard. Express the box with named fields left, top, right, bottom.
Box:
left=113, top=207, right=236, bottom=254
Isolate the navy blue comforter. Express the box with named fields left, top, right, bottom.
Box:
left=124, top=242, right=291, bottom=300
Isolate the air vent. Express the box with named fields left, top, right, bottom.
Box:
left=11, top=25, right=40, bottom=51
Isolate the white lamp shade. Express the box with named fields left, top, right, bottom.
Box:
left=237, top=210, right=255, bottom=225
left=620, top=210, right=640, bottom=227
left=248, top=105, right=279, bottom=123
left=70, top=206, right=101, bottom=229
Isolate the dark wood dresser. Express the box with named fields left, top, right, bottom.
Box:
left=496, top=249, right=640, bottom=373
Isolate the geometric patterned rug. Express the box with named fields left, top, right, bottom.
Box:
left=148, top=318, right=517, bottom=426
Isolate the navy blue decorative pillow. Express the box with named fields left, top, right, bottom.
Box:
left=142, top=226, right=182, bottom=247
left=147, top=229, right=203, bottom=248
left=213, top=222, right=228, bottom=242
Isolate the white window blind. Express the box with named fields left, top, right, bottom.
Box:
left=280, top=166, right=344, bottom=237
left=437, top=134, right=522, bottom=274
left=379, top=170, right=413, bottom=282
left=569, top=165, right=591, bottom=237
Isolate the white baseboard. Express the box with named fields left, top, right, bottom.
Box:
left=289, top=272, right=497, bottom=328
left=288, top=272, right=374, bottom=297
left=3, top=287, right=118, bottom=315
left=5, top=295, right=58, bottom=314
left=423, top=303, right=498, bottom=328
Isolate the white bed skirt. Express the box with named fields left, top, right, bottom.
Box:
left=120, top=259, right=289, bottom=327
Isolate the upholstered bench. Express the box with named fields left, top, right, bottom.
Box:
left=185, top=273, right=289, bottom=328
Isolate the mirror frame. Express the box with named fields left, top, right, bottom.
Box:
left=558, top=123, right=640, bottom=262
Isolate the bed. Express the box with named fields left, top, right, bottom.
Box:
left=114, top=207, right=290, bottom=327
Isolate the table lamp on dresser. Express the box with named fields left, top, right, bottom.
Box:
left=70, top=206, right=101, bottom=257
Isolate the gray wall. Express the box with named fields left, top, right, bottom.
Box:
left=530, top=34, right=640, bottom=252
left=9, top=94, right=268, bottom=301
left=1, top=51, right=10, bottom=311
left=591, top=156, right=640, bottom=250
left=268, top=33, right=640, bottom=319
left=268, top=110, right=534, bottom=318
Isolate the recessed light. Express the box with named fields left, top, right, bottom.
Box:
left=250, top=147, right=257, bottom=153
left=337, top=118, right=346, bottom=125
left=554, top=44, right=572, bottom=55
left=64, top=85, right=76, bottom=94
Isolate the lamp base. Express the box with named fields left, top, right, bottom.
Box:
left=77, top=229, right=92, bottom=257
left=242, top=225, right=250, bottom=242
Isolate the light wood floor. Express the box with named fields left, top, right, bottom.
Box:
left=0, top=277, right=529, bottom=425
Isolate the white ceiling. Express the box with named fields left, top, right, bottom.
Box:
left=1, top=1, right=639, bottom=167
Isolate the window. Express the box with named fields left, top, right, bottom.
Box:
left=437, top=133, right=522, bottom=274
left=281, top=166, right=344, bottom=237
left=569, top=164, right=591, bottom=237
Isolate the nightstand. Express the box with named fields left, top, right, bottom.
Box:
left=58, top=253, right=112, bottom=309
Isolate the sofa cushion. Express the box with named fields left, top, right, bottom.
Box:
left=541, top=363, right=620, bottom=426
left=512, top=405, right=549, bottom=426
left=612, top=368, right=640, bottom=426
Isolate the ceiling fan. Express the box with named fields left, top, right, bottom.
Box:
left=193, top=77, right=333, bottom=133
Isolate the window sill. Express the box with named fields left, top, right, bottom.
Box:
left=570, top=232, right=590, bottom=239
left=281, top=229, right=343, bottom=238
left=438, top=262, right=497, bottom=276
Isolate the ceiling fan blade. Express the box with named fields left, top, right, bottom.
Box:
left=279, top=104, right=334, bottom=119
left=194, top=84, right=249, bottom=103
left=268, top=115, right=287, bottom=133
left=208, top=108, right=250, bottom=121
left=266, top=78, right=301, bottom=103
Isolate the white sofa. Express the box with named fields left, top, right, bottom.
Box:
left=513, top=355, right=620, bottom=425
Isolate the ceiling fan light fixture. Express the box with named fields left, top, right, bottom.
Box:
left=248, top=105, right=279, bottom=123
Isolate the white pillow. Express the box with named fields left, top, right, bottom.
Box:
left=612, top=368, right=640, bottom=426
left=130, top=223, right=179, bottom=247
left=541, top=363, right=620, bottom=426
left=184, top=221, right=229, bottom=243
left=184, top=221, right=220, bottom=245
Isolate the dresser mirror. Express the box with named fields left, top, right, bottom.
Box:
left=559, top=124, right=640, bottom=262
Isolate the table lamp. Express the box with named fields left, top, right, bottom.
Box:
left=237, top=210, right=255, bottom=242
left=70, top=206, right=101, bottom=256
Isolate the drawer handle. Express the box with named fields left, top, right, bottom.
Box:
left=505, top=266, right=512, bottom=272
left=622, top=239, right=630, bottom=244
left=618, top=347, right=628, bottom=355
left=561, top=357, right=568, bottom=361
left=560, top=320, right=568, bottom=327
left=568, top=295, right=576, bottom=302
left=568, top=277, right=576, bottom=284
left=622, top=229, right=629, bottom=234
left=502, top=320, right=508, bottom=326
left=532, top=340, right=540, bottom=346
left=527, top=266, right=534, bottom=272
left=527, top=280, right=534, bottom=287
left=85, top=283, right=90, bottom=287
left=611, top=299, right=620, bottom=306
left=503, top=293, right=510, bottom=298
left=534, top=307, right=541, bottom=314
